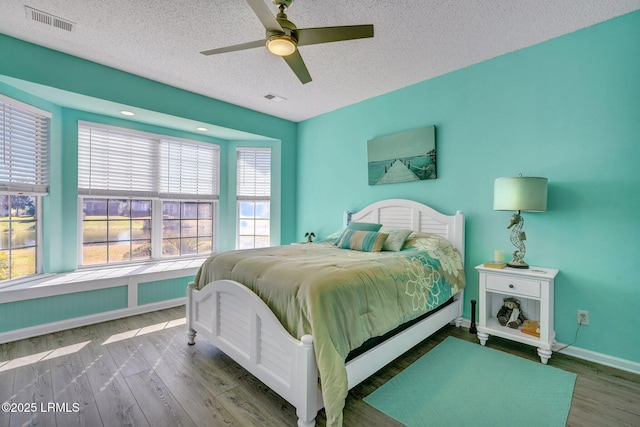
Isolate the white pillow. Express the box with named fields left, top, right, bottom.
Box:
left=380, top=227, right=413, bottom=251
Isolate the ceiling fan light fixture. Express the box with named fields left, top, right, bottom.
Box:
left=266, top=35, right=296, bottom=56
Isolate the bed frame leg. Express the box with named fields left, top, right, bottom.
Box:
left=453, top=291, right=464, bottom=328
left=186, top=282, right=197, bottom=345
left=295, top=335, right=318, bottom=427
left=454, top=316, right=463, bottom=328
left=187, top=328, right=196, bottom=345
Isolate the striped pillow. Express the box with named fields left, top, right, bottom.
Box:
left=337, top=230, right=389, bottom=252
left=332, top=222, right=383, bottom=246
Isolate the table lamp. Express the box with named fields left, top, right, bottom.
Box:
left=493, top=174, right=548, bottom=268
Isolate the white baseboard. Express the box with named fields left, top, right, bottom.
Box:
left=459, top=318, right=640, bottom=375
left=553, top=344, right=640, bottom=375
left=0, top=297, right=185, bottom=345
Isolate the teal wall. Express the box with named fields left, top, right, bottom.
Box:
left=297, top=11, right=640, bottom=363
left=138, top=277, right=195, bottom=305
left=0, top=287, right=128, bottom=333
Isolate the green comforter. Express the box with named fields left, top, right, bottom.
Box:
left=193, top=233, right=465, bottom=427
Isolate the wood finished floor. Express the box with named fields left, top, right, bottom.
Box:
left=1, top=306, right=638, bottom=427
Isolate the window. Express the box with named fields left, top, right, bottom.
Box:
left=78, top=123, right=219, bottom=266
left=0, top=95, right=50, bottom=281
left=159, top=138, right=218, bottom=257
left=82, top=198, right=152, bottom=264
left=236, top=148, right=271, bottom=249
left=162, top=201, right=214, bottom=256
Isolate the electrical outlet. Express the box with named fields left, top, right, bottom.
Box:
left=577, top=310, right=589, bottom=325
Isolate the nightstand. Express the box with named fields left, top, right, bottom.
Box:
left=475, top=264, right=559, bottom=364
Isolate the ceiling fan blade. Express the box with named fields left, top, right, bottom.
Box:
left=296, top=25, right=374, bottom=46
left=283, top=50, right=312, bottom=84
left=246, top=0, right=283, bottom=31
left=200, top=39, right=266, bottom=56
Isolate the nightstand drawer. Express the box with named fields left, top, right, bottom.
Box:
left=486, top=275, right=541, bottom=298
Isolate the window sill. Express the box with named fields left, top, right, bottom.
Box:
left=0, top=257, right=207, bottom=303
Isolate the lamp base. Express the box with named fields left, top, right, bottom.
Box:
left=507, top=259, right=529, bottom=269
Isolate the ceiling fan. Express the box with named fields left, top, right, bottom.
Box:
left=200, top=0, right=374, bottom=84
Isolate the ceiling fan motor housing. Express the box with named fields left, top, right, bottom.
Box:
left=273, top=14, right=297, bottom=37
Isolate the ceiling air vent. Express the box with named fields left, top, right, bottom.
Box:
left=25, top=6, right=74, bottom=32
left=263, top=93, right=286, bottom=103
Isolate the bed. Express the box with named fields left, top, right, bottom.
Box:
left=186, top=199, right=465, bottom=427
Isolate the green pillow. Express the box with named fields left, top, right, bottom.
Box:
left=337, top=230, right=389, bottom=252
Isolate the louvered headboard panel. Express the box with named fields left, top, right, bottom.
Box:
left=348, top=199, right=465, bottom=260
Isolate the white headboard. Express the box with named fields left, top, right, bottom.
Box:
left=347, top=199, right=465, bottom=260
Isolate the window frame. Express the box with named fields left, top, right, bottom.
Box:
left=0, top=195, right=43, bottom=282
left=78, top=197, right=153, bottom=266
left=159, top=199, right=217, bottom=258
left=236, top=147, right=271, bottom=250
left=77, top=122, right=219, bottom=267
left=0, top=95, right=50, bottom=283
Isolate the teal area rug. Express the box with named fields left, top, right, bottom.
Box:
left=364, top=336, right=576, bottom=427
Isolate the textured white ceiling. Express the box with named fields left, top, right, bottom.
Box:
left=1, top=0, right=639, bottom=122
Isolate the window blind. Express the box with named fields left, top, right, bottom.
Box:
left=160, top=138, right=219, bottom=200
left=237, top=148, right=271, bottom=200
left=78, top=123, right=158, bottom=197
left=0, top=95, right=51, bottom=195
left=78, top=122, right=219, bottom=199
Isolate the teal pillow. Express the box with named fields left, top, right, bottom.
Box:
left=333, top=222, right=382, bottom=246
left=380, top=227, right=413, bottom=251
left=347, top=222, right=383, bottom=232
left=337, top=230, right=389, bottom=252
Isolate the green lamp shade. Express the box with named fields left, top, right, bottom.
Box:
left=494, top=176, right=548, bottom=212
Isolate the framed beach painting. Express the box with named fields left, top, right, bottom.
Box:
left=367, top=125, right=436, bottom=185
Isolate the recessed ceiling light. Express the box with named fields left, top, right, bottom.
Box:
left=196, top=127, right=208, bottom=132
left=120, top=110, right=135, bottom=116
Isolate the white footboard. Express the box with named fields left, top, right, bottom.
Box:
left=187, top=280, right=463, bottom=426
left=187, top=280, right=323, bottom=427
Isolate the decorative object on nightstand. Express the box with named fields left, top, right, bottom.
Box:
left=469, top=300, right=477, bottom=334
left=493, top=174, right=548, bottom=269
left=475, top=264, right=559, bottom=364
left=483, top=249, right=507, bottom=268
left=522, top=320, right=541, bottom=337
left=496, top=297, right=527, bottom=328
left=304, top=232, right=315, bottom=243
left=483, top=261, right=507, bottom=269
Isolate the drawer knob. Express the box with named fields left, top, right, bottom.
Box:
left=509, top=284, right=514, bottom=289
